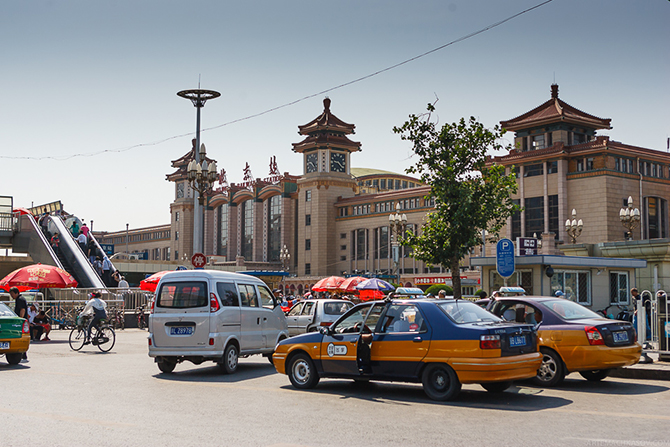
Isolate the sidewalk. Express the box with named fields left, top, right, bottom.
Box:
left=609, top=352, right=670, bottom=381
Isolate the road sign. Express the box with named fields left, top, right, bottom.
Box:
left=516, top=237, right=538, bottom=256
left=496, top=238, right=515, bottom=278
left=191, top=252, right=206, bottom=269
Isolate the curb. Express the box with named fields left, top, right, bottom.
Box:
left=609, top=367, right=670, bottom=381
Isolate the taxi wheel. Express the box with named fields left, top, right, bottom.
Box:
left=533, top=348, right=565, bottom=387
left=481, top=381, right=512, bottom=393
left=287, top=353, right=320, bottom=389
left=5, top=353, right=22, bottom=365
left=157, top=357, right=177, bottom=374
left=219, top=344, right=239, bottom=374
left=579, top=369, right=610, bottom=382
left=422, top=363, right=461, bottom=401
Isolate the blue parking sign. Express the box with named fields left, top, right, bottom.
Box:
left=496, top=238, right=515, bottom=278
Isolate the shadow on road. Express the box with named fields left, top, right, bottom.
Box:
left=0, top=362, right=30, bottom=371
left=154, top=359, right=277, bottom=383
left=282, top=380, right=573, bottom=411
left=522, top=375, right=669, bottom=395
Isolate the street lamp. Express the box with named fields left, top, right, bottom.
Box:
left=177, top=88, right=220, bottom=255
left=187, top=144, right=218, bottom=206
left=279, top=245, right=291, bottom=272
left=619, top=196, right=641, bottom=241
left=565, top=209, right=583, bottom=244
left=388, top=203, right=407, bottom=285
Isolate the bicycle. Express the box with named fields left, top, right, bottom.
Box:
left=135, top=304, right=147, bottom=330
left=107, top=306, right=125, bottom=330
left=69, top=316, right=116, bottom=352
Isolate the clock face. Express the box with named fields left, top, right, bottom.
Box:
left=330, top=152, right=346, bottom=173
left=176, top=182, right=184, bottom=198
left=306, top=153, right=318, bottom=173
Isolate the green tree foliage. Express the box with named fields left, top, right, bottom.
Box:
left=393, top=103, right=520, bottom=299
left=425, top=284, right=453, bottom=296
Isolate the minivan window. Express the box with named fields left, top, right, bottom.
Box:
left=258, top=286, right=277, bottom=309
left=217, top=282, right=240, bottom=307
left=157, top=281, right=208, bottom=308
left=238, top=284, right=258, bottom=307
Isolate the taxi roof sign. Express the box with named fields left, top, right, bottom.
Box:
left=394, top=287, right=425, bottom=295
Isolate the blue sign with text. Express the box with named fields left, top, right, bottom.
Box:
left=496, top=238, right=515, bottom=278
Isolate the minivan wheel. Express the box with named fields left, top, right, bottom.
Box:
left=219, top=344, right=239, bottom=374
left=157, top=357, right=177, bottom=374
left=287, top=353, right=320, bottom=389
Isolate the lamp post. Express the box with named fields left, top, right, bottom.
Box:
left=177, top=88, right=220, bottom=255
left=619, top=196, right=641, bottom=241
left=565, top=209, right=584, bottom=244
left=279, top=245, right=290, bottom=295
left=125, top=223, right=129, bottom=258
left=388, top=203, right=407, bottom=285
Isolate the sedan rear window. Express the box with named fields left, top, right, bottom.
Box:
left=323, top=302, right=352, bottom=315
left=0, top=303, right=16, bottom=317
left=438, top=301, right=502, bottom=324
left=540, top=299, right=601, bottom=320
left=157, top=281, right=208, bottom=308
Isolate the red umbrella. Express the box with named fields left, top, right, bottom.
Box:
left=338, top=276, right=367, bottom=292
left=0, top=264, right=77, bottom=289
left=139, top=271, right=171, bottom=292
left=12, top=207, right=33, bottom=216
left=359, top=289, right=386, bottom=302
left=312, top=276, right=346, bottom=292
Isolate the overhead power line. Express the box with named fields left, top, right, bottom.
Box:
left=1, top=0, right=554, bottom=161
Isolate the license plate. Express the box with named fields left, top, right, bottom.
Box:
left=613, top=331, right=629, bottom=343
left=509, top=335, right=526, bottom=347
left=0, top=342, right=9, bottom=350
left=170, top=326, right=194, bottom=336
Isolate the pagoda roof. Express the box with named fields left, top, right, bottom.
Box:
left=500, top=84, right=612, bottom=132
left=292, top=132, right=361, bottom=154
left=166, top=139, right=216, bottom=182
left=297, top=98, right=357, bottom=135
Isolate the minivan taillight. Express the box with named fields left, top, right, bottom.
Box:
left=150, top=297, right=155, bottom=313
left=480, top=334, right=501, bottom=349
left=22, top=320, right=30, bottom=334
left=585, top=326, right=605, bottom=345
left=210, top=293, right=220, bottom=312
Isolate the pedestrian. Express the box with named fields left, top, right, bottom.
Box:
left=88, top=238, right=97, bottom=264
left=50, top=232, right=60, bottom=255
left=27, top=304, right=43, bottom=341
left=102, top=256, right=113, bottom=286
left=70, top=219, right=80, bottom=238
left=438, top=290, right=447, bottom=299
left=77, top=230, right=87, bottom=254
left=93, top=256, right=103, bottom=277
left=9, top=287, right=28, bottom=360
left=117, top=275, right=129, bottom=289
left=33, top=310, right=51, bottom=341
left=81, top=222, right=90, bottom=239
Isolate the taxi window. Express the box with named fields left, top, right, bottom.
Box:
left=238, top=284, right=258, bottom=307
left=216, top=282, right=240, bottom=307
left=541, top=299, right=600, bottom=320
left=332, top=304, right=383, bottom=334
left=157, top=282, right=207, bottom=308
left=438, top=301, right=501, bottom=324
left=302, top=301, right=315, bottom=315
left=288, top=303, right=304, bottom=316
left=0, top=302, right=15, bottom=317
left=380, top=304, right=426, bottom=333
left=258, top=286, right=277, bottom=309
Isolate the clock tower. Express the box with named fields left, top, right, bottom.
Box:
left=292, top=98, right=361, bottom=276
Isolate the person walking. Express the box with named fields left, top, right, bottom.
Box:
left=81, top=222, right=90, bottom=239
left=50, top=232, right=60, bottom=255
left=102, top=256, right=113, bottom=286
left=70, top=220, right=80, bottom=238
left=77, top=230, right=88, bottom=254
left=9, top=287, right=29, bottom=360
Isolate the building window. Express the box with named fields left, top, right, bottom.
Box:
left=356, top=229, right=366, bottom=260
left=380, top=179, right=387, bottom=189
left=340, top=245, right=346, bottom=251
left=547, top=161, right=558, bottom=174
left=305, top=239, right=311, bottom=251
left=524, top=196, right=544, bottom=237
left=489, top=269, right=533, bottom=295
left=402, top=181, right=408, bottom=189
left=610, top=272, right=629, bottom=305
left=268, top=196, right=281, bottom=262
left=305, top=214, right=311, bottom=226
left=175, top=211, right=180, bottom=222
left=524, top=163, right=543, bottom=177
left=340, top=233, right=346, bottom=239
left=577, top=159, right=584, bottom=172
left=175, top=231, right=179, bottom=241
left=305, top=190, right=312, bottom=202
left=644, top=197, right=668, bottom=239
left=395, top=179, right=401, bottom=189
left=339, top=207, right=348, bottom=217
left=586, top=158, right=594, bottom=171
left=305, top=263, right=311, bottom=275
left=532, top=134, right=545, bottom=150
left=548, top=195, right=559, bottom=239
left=551, top=270, right=591, bottom=305
left=511, top=199, right=521, bottom=241
left=340, top=256, right=346, bottom=261
left=218, top=204, right=228, bottom=257
left=241, top=199, right=254, bottom=260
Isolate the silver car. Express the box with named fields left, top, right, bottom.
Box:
left=286, top=299, right=353, bottom=336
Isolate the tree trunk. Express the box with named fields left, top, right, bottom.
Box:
left=451, top=255, right=462, bottom=299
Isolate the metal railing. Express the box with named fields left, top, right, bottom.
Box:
left=641, top=289, right=670, bottom=355
left=0, top=212, right=12, bottom=232
left=47, top=287, right=153, bottom=312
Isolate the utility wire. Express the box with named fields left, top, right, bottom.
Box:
left=1, top=0, right=554, bottom=161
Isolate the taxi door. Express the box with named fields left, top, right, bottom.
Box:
left=321, top=303, right=383, bottom=376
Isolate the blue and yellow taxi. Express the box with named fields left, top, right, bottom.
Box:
left=273, top=298, right=542, bottom=401
left=488, top=296, right=641, bottom=386
left=0, top=302, right=30, bottom=365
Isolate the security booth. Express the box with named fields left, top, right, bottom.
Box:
left=470, top=255, right=646, bottom=312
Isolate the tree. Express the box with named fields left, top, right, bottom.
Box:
left=393, top=103, right=520, bottom=299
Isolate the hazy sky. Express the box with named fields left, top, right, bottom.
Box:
left=1, top=0, right=668, bottom=232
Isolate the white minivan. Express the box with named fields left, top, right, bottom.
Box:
left=148, top=270, right=288, bottom=374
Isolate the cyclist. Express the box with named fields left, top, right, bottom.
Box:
left=79, top=291, right=108, bottom=344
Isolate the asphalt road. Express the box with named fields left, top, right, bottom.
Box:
left=2, top=329, right=669, bottom=447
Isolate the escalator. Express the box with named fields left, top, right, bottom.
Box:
left=11, top=213, right=63, bottom=268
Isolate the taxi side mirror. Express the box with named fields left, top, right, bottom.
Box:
left=319, top=326, right=332, bottom=336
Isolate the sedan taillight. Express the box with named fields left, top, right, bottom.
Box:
left=22, top=320, right=30, bottom=334
left=480, top=334, right=501, bottom=349
left=585, top=326, right=605, bottom=345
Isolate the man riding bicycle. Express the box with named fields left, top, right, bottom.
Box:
left=79, top=291, right=108, bottom=344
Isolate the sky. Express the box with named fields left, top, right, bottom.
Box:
left=1, top=0, right=668, bottom=232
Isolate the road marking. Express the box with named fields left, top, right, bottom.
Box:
left=564, top=438, right=670, bottom=446
left=0, top=407, right=137, bottom=428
